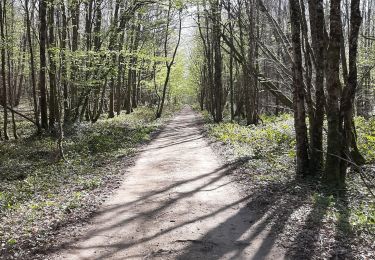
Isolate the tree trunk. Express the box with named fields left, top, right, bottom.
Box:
left=339, top=0, right=364, bottom=181
left=60, top=2, right=69, bottom=122
left=39, top=0, right=48, bottom=130
left=25, top=0, right=40, bottom=131
left=48, top=0, right=57, bottom=129
left=108, top=0, right=120, bottom=118
left=290, top=0, right=310, bottom=176
left=324, top=0, right=343, bottom=187
left=228, top=0, right=234, bottom=121
left=0, top=0, right=8, bottom=139
left=212, top=0, right=223, bottom=123
left=70, top=0, right=80, bottom=110
left=307, top=0, right=326, bottom=175
left=156, top=3, right=182, bottom=119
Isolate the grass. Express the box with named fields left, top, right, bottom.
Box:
left=0, top=106, right=177, bottom=258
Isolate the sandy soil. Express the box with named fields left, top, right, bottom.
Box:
left=50, top=107, right=285, bottom=260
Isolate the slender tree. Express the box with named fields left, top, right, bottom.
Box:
left=0, top=0, right=8, bottom=140
left=48, top=0, right=57, bottom=128
left=156, top=1, right=182, bottom=118
left=39, top=0, right=48, bottom=130
left=324, top=0, right=343, bottom=186
left=289, top=0, right=310, bottom=176
left=25, top=0, right=40, bottom=130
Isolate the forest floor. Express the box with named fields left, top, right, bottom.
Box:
left=2, top=106, right=374, bottom=259
left=46, top=106, right=286, bottom=260
left=0, top=106, right=176, bottom=260
left=201, top=109, right=375, bottom=260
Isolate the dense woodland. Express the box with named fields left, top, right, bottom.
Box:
left=0, top=0, right=374, bottom=258
left=191, top=0, right=375, bottom=188
left=0, top=0, right=373, bottom=182
left=0, top=0, right=186, bottom=137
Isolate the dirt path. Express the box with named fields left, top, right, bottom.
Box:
left=52, top=107, right=285, bottom=260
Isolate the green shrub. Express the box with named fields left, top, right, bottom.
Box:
left=355, top=117, right=375, bottom=162
left=206, top=113, right=295, bottom=179
left=0, top=106, right=174, bottom=245
left=351, top=203, right=375, bottom=232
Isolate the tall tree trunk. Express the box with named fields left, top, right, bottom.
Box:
left=324, top=0, right=343, bottom=187
left=5, top=0, right=18, bottom=139
left=116, top=31, right=125, bottom=115
left=132, top=18, right=141, bottom=109
left=244, top=0, right=259, bottom=125
left=339, top=0, right=364, bottom=180
left=126, top=21, right=135, bottom=114
left=70, top=0, right=80, bottom=111
left=227, top=0, right=234, bottom=121
left=108, top=0, right=120, bottom=118
left=60, top=2, right=69, bottom=122
left=116, top=2, right=128, bottom=116
left=290, top=0, right=310, bottom=176
left=156, top=3, right=182, bottom=119
left=25, top=0, right=40, bottom=131
left=39, top=0, right=48, bottom=130
left=48, top=0, right=57, bottom=129
left=307, top=0, right=326, bottom=175
left=0, top=0, right=8, bottom=139
left=212, top=0, right=223, bottom=123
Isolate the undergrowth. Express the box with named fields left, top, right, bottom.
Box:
left=0, top=106, right=176, bottom=258
left=204, top=112, right=296, bottom=182
left=203, top=110, right=375, bottom=258
left=355, top=116, right=375, bottom=163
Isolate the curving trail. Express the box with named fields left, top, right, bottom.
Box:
left=52, top=107, right=285, bottom=260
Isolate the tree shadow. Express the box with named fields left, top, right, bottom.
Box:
left=141, top=136, right=205, bottom=151
left=32, top=107, right=356, bottom=260
left=175, top=180, right=310, bottom=260
left=43, top=158, right=252, bottom=258
left=285, top=189, right=330, bottom=259
left=331, top=189, right=354, bottom=259
left=285, top=186, right=354, bottom=259
left=48, top=171, right=313, bottom=260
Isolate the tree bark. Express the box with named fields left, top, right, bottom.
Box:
left=307, top=0, right=327, bottom=175
left=212, top=0, right=223, bottom=123
left=48, top=0, right=57, bottom=128
left=290, top=0, right=310, bottom=176
left=39, top=0, right=48, bottom=130
left=60, top=2, right=69, bottom=122
left=0, top=0, right=8, bottom=139
left=25, top=0, right=40, bottom=131
left=324, top=0, right=343, bottom=187
left=339, top=0, right=365, bottom=180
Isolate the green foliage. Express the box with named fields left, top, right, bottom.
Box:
left=63, top=192, right=83, bottom=213
left=311, top=193, right=375, bottom=235
left=169, top=54, right=196, bottom=104
left=206, top=115, right=375, bottom=168
left=312, top=193, right=336, bottom=208
left=205, top=110, right=375, bottom=247
left=7, top=238, right=17, bottom=246
left=187, top=35, right=205, bottom=101
left=0, top=106, right=176, bottom=252
left=77, top=176, right=102, bottom=190
left=207, top=114, right=294, bottom=157
left=355, top=117, right=375, bottom=162
left=148, top=52, right=197, bottom=106
left=351, top=203, right=375, bottom=232
left=206, top=113, right=295, bottom=179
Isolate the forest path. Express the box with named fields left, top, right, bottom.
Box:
left=52, top=107, right=285, bottom=260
